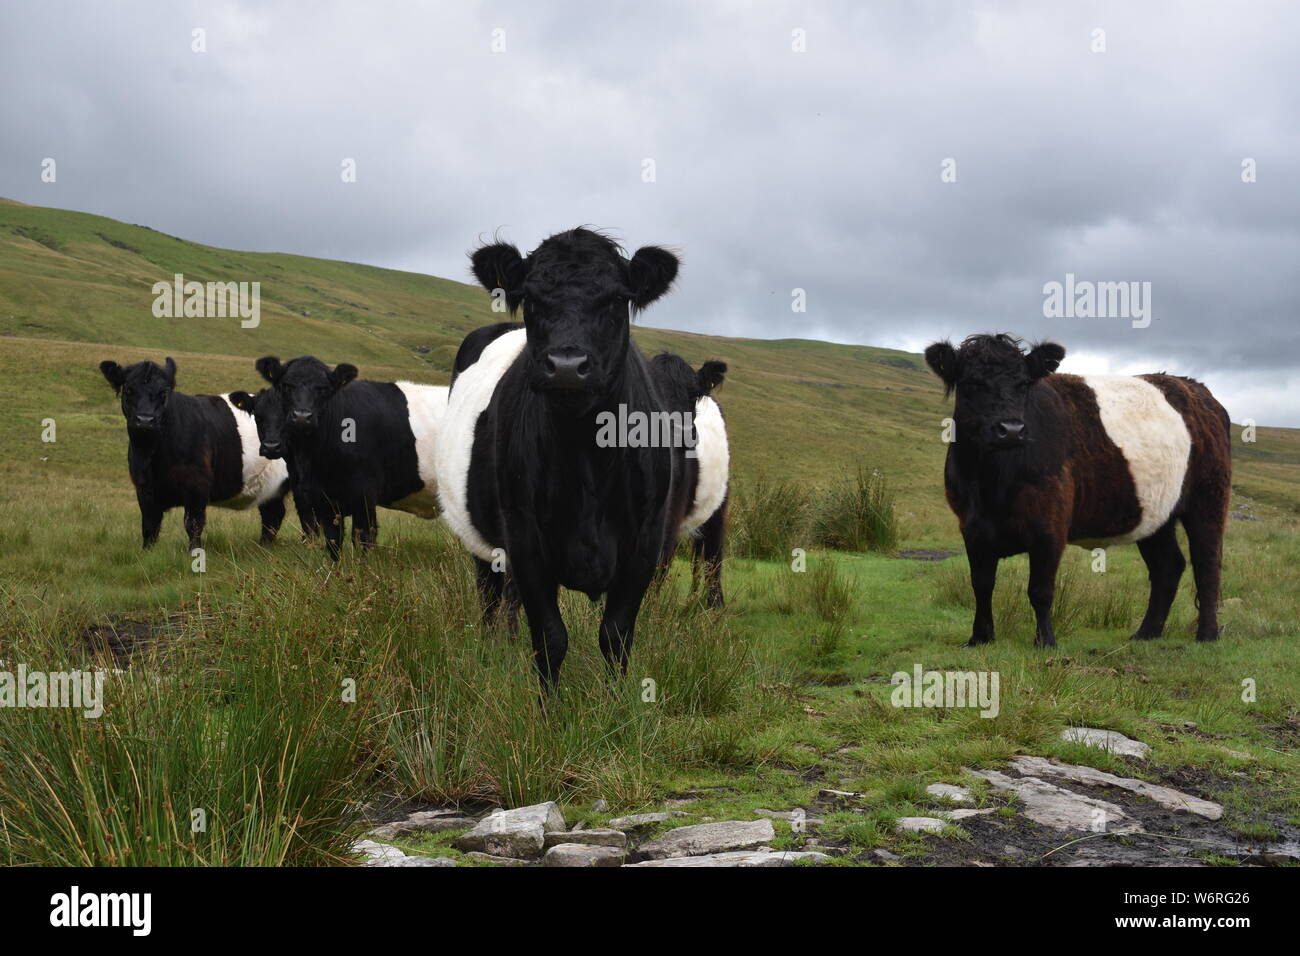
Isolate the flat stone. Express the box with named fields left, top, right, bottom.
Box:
left=873, top=849, right=900, bottom=861
left=639, top=819, right=775, bottom=860
left=945, top=808, right=996, bottom=821
left=544, top=828, right=627, bottom=849
left=353, top=839, right=407, bottom=865
left=927, top=783, right=974, bottom=804
left=754, top=808, right=823, bottom=828
left=543, top=844, right=626, bottom=867
left=369, top=810, right=477, bottom=840
left=1010, top=756, right=1223, bottom=820
left=452, top=802, right=566, bottom=858
left=896, top=816, right=947, bottom=834
left=1061, top=727, right=1150, bottom=759
left=605, top=811, right=688, bottom=831
left=390, top=855, right=457, bottom=867
left=464, top=852, right=535, bottom=866
left=968, top=768, right=1137, bottom=833
left=624, top=850, right=831, bottom=867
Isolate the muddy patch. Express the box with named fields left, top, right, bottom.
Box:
left=894, top=549, right=959, bottom=562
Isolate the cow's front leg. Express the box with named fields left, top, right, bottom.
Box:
left=183, top=497, right=208, bottom=550
left=137, top=488, right=163, bottom=549
left=599, top=557, right=658, bottom=677
left=321, top=506, right=345, bottom=561
left=1027, top=536, right=1064, bottom=648
left=963, top=536, right=998, bottom=647
left=513, top=565, right=568, bottom=693
left=258, top=496, right=286, bottom=545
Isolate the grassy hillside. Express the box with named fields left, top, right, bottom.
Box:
left=1, top=199, right=1297, bottom=868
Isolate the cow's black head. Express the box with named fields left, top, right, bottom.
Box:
left=925, top=334, right=1065, bottom=449
left=230, top=388, right=288, bottom=459
left=256, top=355, right=357, bottom=436
left=100, top=357, right=177, bottom=437
left=470, top=228, right=678, bottom=410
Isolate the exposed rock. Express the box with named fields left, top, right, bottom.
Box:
left=926, top=783, right=973, bottom=804
left=591, top=799, right=609, bottom=813
left=464, top=852, right=535, bottom=866
left=968, top=768, right=1136, bottom=833
left=639, top=819, right=775, bottom=860
left=543, top=844, right=625, bottom=867
left=353, top=839, right=407, bottom=865
left=605, top=811, right=688, bottom=831
left=754, top=808, right=823, bottom=828
left=873, top=849, right=900, bottom=862
left=544, top=828, right=627, bottom=849
left=1061, top=727, right=1150, bottom=759
left=369, top=810, right=476, bottom=840
left=390, top=855, right=457, bottom=867
left=896, top=816, right=947, bottom=834
left=452, top=802, right=566, bottom=858
left=1010, top=756, right=1223, bottom=820
left=625, top=849, right=831, bottom=867
left=946, top=808, right=995, bottom=821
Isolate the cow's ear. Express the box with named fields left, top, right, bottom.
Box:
left=100, top=360, right=125, bottom=393
left=163, top=357, right=177, bottom=385
left=330, top=363, right=358, bottom=391
left=229, top=390, right=255, bottom=412
left=628, top=246, right=679, bottom=310
left=924, top=341, right=960, bottom=396
left=256, top=356, right=283, bottom=384
left=1026, top=341, right=1066, bottom=379
left=470, top=242, right=526, bottom=313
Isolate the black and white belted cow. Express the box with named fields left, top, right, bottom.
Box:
left=435, top=228, right=730, bottom=691
left=251, top=356, right=448, bottom=559
left=924, top=333, right=1232, bottom=648
left=99, top=357, right=293, bottom=548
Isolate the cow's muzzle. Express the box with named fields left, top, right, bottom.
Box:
left=543, top=350, right=592, bottom=391
left=992, top=419, right=1026, bottom=447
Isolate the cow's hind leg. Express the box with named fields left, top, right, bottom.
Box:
left=258, top=497, right=286, bottom=545
left=1131, top=519, right=1185, bottom=640
left=1027, top=536, right=1064, bottom=648
left=692, top=499, right=727, bottom=609
left=963, top=537, right=998, bottom=647
left=1182, top=498, right=1228, bottom=642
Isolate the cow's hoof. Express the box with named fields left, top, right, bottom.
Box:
left=1033, top=638, right=1057, bottom=649
left=1195, top=632, right=1220, bottom=643
left=1130, top=630, right=1162, bottom=641
left=961, top=637, right=993, bottom=648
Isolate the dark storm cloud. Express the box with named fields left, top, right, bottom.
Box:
left=2, top=0, right=1296, bottom=423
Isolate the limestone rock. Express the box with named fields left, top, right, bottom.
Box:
left=544, top=828, right=627, bottom=849
left=895, top=816, right=947, bottom=834
left=926, top=783, right=974, bottom=804
left=543, top=844, right=625, bottom=867
left=639, top=819, right=775, bottom=860
left=605, top=811, right=688, bottom=831
left=453, top=802, right=566, bottom=858
left=1061, top=727, right=1150, bottom=759
left=625, top=849, right=830, bottom=867
left=968, top=768, right=1136, bottom=833
left=1010, top=756, right=1222, bottom=820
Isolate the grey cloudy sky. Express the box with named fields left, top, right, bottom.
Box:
left=3, top=1, right=1297, bottom=424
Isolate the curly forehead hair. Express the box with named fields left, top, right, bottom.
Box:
left=959, top=333, right=1027, bottom=363
left=525, top=228, right=630, bottom=299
